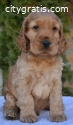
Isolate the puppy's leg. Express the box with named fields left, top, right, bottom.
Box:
left=49, top=79, right=66, bottom=122
left=16, top=81, right=37, bottom=123
left=3, top=92, right=18, bottom=120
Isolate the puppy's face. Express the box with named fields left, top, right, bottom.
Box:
left=26, top=16, right=60, bottom=56
left=17, top=11, right=66, bottom=56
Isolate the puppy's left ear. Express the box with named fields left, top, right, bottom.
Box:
left=58, top=24, right=67, bottom=55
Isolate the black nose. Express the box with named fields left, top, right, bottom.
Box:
left=42, top=40, right=51, bottom=48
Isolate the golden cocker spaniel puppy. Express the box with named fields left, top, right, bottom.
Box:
left=3, top=9, right=67, bottom=123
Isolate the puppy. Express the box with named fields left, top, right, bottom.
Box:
left=3, top=9, right=67, bottom=123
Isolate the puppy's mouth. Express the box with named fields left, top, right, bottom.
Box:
left=31, top=50, right=51, bottom=56
left=39, top=50, right=51, bottom=55
left=30, top=41, right=58, bottom=56
left=39, top=51, right=50, bottom=56
left=35, top=48, right=58, bottom=56
left=40, top=44, right=52, bottom=53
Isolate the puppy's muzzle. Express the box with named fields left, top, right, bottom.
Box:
left=42, top=40, right=51, bottom=48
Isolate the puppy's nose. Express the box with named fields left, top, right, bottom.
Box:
left=42, top=40, right=51, bottom=48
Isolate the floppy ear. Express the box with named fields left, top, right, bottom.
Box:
left=17, top=19, right=30, bottom=52
left=58, top=24, right=67, bottom=55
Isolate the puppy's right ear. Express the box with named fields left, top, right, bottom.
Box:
left=17, top=20, right=30, bottom=52
left=58, top=21, right=67, bottom=55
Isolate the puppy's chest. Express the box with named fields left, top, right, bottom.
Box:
left=31, top=63, right=56, bottom=99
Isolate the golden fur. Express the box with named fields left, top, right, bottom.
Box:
left=3, top=9, right=67, bottom=123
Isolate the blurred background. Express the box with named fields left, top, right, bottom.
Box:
left=0, top=0, right=73, bottom=96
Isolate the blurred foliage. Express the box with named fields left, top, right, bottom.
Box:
left=62, top=54, right=73, bottom=96
left=0, top=0, right=73, bottom=95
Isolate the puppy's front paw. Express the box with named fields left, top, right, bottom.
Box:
left=20, top=114, right=37, bottom=123
left=50, top=113, right=67, bottom=122
left=4, top=107, right=18, bottom=120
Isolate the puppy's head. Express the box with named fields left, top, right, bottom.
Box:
left=17, top=9, right=66, bottom=56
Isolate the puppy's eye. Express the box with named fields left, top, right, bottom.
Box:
left=52, top=27, right=57, bottom=31
left=33, top=25, right=39, bottom=30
